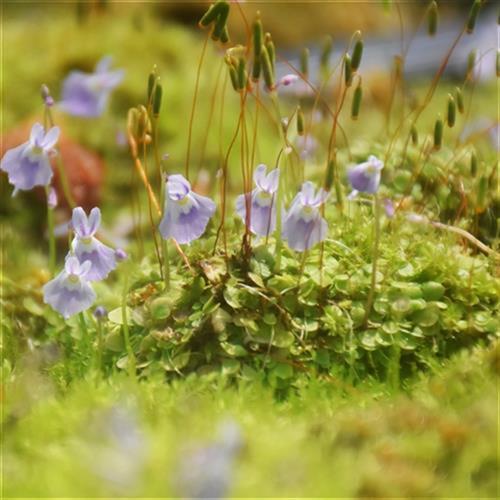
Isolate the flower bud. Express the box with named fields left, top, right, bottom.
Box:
left=466, top=0, right=481, bottom=35
left=344, top=54, right=353, bottom=87
left=279, top=74, right=299, bottom=87
left=297, top=106, right=305, bottom=136
left=433, top=116, right=443, bottom=150
left=351, top=83, right=362, bottom=120
left=153, top=82, right=162, bottom=117
left=115, top=248, right=128, bottom=261
left=40, top=84, right=54, bottom=107
left=455, top=87, right=464, bottom=113
left=446, top=94, right=456, bottom=128
left=300, top=47, right=309, bottom=78
left=351, top=39, right=364, bottom=72
left=47, top=187, right=58, bottom=209
left=427, top=1, right=438, bottom=36
left=93, top=306, right=108, bottom=320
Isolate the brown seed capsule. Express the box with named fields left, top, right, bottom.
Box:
left=344, top=54, right=353, bottom=87
left=455, top=87, right=464, bottom=113
left=427, top=1, right=438, bottom=36
left=434, top=116, right=443, bottom=150
left=447, top=94, right=456, bottom=128
left=466, top=0, right=481, bottom=35
left=470, top=152, right=477, bottom=176
left=261, top=46, right=275, bottom=90
left=153, top=82, right=162, bottom=117
left=351, top=39, right=364, bottom=71
left=351, top=83, right=362, bottom=120
left=253, top=15, right=263, bottom=57
left=411, top=125, right=418, bottom=145
left=297, top=106, right=305, bottom=136
left=466, top=49, right=476, bottom=79
left=325, top=158, right=335, bottom=191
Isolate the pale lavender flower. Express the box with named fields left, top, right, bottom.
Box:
left=282, top=181, right=328, bottom=252
left=383, top=198, right=395, bottom=218
left=278, top=73, right=299, bottom=87
left=347, top=155, right=384, bottom=199
left=60, top=56, right=124, bottom=118
left=235, top=164, right=280, bottom=237
left=71, top=207, right=117, bottom=281
left=0, top=123, right=59, bottom=195
left=43, top=256, right=96, bottom=319
left=159, top=174, right=216, bottom=244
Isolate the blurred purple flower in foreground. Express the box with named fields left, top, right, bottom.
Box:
left=175, top=420, right=243, bottom=499
left=43, top=256, right=96, bottom=319
left=60, top=56, right=124, bottom=117
left=283, top=181, right=328, bottom=252
left=347, top=155, right=384, bottom=199
left=71, top=207, right=117, bottom=281
left=159, top=174, right=216, bottom=244
left=0, top=123, right=59, bottom=195
left=235, top=164, right=280, bottom=237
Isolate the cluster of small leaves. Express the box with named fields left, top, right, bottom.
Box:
left=96, top=213, right=499, bottom=387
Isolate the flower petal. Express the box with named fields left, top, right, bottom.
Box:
left=65, top=255, right=81, bottom=274
left=300, top=181, right=316, bottom=205
left=167, top=174, right=191, bottom=200
left=87, top=207, right=101, bottom=236
left=262, top=168, right=280, bottom=193
left=40, top=126, right=60, bottom=150
left=29, top=123, right=45, bottom=145
left=253, top=164, right=268, bottom=190
left=72, top=207, right=89, bottom=237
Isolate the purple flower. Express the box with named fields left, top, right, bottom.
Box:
left=347, top=155, right=384, bottom=198
left=235, top=164, right=280, bottom=237
left=59, top=56, right=124, bottom=118
left=0, top=123, right=59, bottom=195
left=159, top=174, right=216, bottom=244
left=71, top=207, right=117, bottom=281
left=383, top=198, right=395, bottom=218
left=43, top=256, right=96, bottom=319
left=282, top=181, right=328, bottom=252
left=278, top=74, right=299, bottom=87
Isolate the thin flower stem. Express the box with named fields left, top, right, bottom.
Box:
left=121, top=273, right=136, bottom=379
left=45, top=107, right=76, bottom=208
left=126, top=127, right=192, bottom=272
left=96, top=318, right=104, bottom=376
left=78, top=311, right=88, bottom=343
left=185, top=33, right=209, bottom=180
left=270, top=92, right=287, bottom=272
left=45, top=187, right=56, bottom=276
left=364, top=194, right=381, bottom=327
